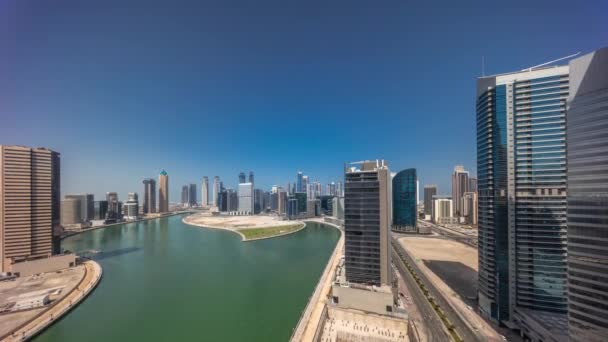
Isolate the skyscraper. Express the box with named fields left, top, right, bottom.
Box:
left=432, top=196, right=454, bottom=224
left=392, top=168, right=417, bottom=233
left=212, top=176, right=220, bottom=207
left=566, top=47, right=608, bottom=342
left=238, top=182, right=253, bottom=213
left=0, top=145, right=62, bottom=272
left=64, top=194, right=94, bottom=223
left=181, top=185, right=189, bottom=206
left=451, top=165, right=469, bottom=217
left=238, top=172, right=246, bottom=184
left=158, top=170, right=169, bottom=213
left=277, top=191, right=287, bottom=215
left=423, top=185, right=437, bottom=216
left=468, top=177, right=478, bottom=193
left=125, top=192, right=139, bottom=220
left=296, top=171, right=303, bottom=192
left=344, top=160, right=392, bottom=286
left=302, top=175, right=308, bottom=193
left=477, top=64, right=569, bottom=338
left=142, top=178, right=156, bottom=214
left=188, top=183, right=197, bottom=207
left=248, top=171, right=254, bottom=184
left=105, top=192, right=119, bottom=222
left=61, top=198, right=82, bottom=225
left=462, top=192, right=478, bottom=225
left=201, top=176, right=209, bottom=207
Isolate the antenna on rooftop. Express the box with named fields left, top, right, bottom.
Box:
left=521, top=52, right=581, bottom=72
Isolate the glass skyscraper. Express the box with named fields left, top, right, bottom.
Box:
left=566, top=47, right=608, bottom=342
left=477, top=65, right=569, bottom=341
left=392, top=168, right=417, bottom=232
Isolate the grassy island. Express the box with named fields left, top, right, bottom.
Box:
left=237, top=223, right=305, bottom=241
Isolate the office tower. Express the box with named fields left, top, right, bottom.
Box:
left=181, top=185, right=189, bottom=206
left=106, top=192, right=119, bottom=222
left=432, top=196, right=454, bottom=224
left=0, top=146, right=61, bottom=272
left=248, top=171, right=254, bottom=184
left=238, top=182, right=253, bottom=213
left=332, top=197, right=344, bottom=220
left=61, top=198, right=82, bottom=225
left=125, top=192, right=139, bottom=220
left=277, top=191, right=287, bottom=215
left=306, top=183, right=314, bottom=200
left=423, top=185, right=437, bottom=216
left=462, top=192, right=478, bottom=225
left=217, top=190, right=228, bottom=212
left=451, top=165, right=469, bottom=217
left=337, top=181, right=343, bottom=198
left=94, top=201, right=108, bottom=220
left=416, top=180, right=419, bottom=205
left=201, top=176, right=209, bottom=207
left=567, top=47, right=608, bottom=342
left=227, top=189, right=238, bottom=212
left=270, top=192, right=278, bottom=211
left=287, top=197, right=298, bottom=220
left=188, top=183, right=197, bottom=207
left=64, top=194, right=94, bottom=223
left=294, top=192, right=307, bottom=214
left=253, top=189, right=263, bottom=214
left=238, top=172, right=246, bottom=184
left=263, top=191, right=271, bottom=212
left=302, top=175, right=308, bottom=193
left=212, top=176, right=220, bottom=206
left=477, top=64, right=569, bottom=336
left=296, top=172, right=303, bottom=192
left=291, top=183, right=296, bottom=195
left=468, top=177, right=478, bottom=193
left=392, top=168, right=417, bottom=233
left=142, top=178, right=156, bottom=214
left=344, top=160, right=392, bottom=286
left=158, top=170, right=169, bottom=213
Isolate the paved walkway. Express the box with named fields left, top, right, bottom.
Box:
left=1, top=261, right=102, bottom=342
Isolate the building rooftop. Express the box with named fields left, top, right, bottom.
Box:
left=159, top=170, right=168, bottom=176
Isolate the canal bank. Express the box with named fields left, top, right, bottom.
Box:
left=32, top=214, right=340, bottom=342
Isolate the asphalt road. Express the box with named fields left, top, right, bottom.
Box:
left=392, top=246, right=451, bottom=342
left=392, top=238, right=484, bottom=342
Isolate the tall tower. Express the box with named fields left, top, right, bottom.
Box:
left=238, top=172, right=246, bottom=184
left=344, top=160, right=392, bottom=286
left=477, top=65, right=569, bottom=336
left=142, top=178, right=156, bottom=214
left=201, top=176, right=209, bottom=207
left=423, top=185, right=437, bottom=216
left=212, top=176, right=220, bottom=207
left=0, top=146, right=61, bottom=272
left=248, top=171, right=254, bottom=184
left=392, top=168, right=417, bottom=233
left=451, top=165, right=469, bottom=217
left=566, top=47, right=608, bottom=342
left=296, top=171, right=303, bottom=192
left=158, top=170, right=169, bottom=213
left=188, top=183, right=197, bottom=207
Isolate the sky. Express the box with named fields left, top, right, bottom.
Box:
left=1, top=0, right=606, bottom=201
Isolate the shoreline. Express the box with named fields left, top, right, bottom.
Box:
left=61, top=211, right=190, bottom=240
left=182, top=215, right=306, bottom=242
left=0, top=260, right=102, bottom=342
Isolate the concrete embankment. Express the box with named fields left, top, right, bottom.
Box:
left=0, top=260, right=103, bottom=342
left=290, top=221, right=344, bottom=342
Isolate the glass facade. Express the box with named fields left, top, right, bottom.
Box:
left=392, top=168, right=417, bottom=232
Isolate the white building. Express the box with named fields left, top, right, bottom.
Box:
left=238, top=182, right=254, bottom=214
left=432, top=197, right=457, bottom=224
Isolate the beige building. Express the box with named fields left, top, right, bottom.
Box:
left=0, top=145, right=61, bottom=273
left=158, top=170, right=169, bottom=213
left=462, top=192, right=478, bottom=225
left=61, top=198, right=82, bottom=225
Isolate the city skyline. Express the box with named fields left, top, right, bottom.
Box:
left=3, top=1, right=606, bottom=201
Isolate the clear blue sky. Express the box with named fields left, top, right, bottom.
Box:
left=1, top=0, right=606, bottom=201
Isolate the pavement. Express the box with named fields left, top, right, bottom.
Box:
left=319, top=306, right=407, bottom=342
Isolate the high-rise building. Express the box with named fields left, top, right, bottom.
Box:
left=94, top=201, right=108, bottom=220
left=64, top=194, right=94, bottom=223
left=125, top=192, right=139, bottom=220
left=238, top=172, right=246, bottom=184
left=286, top=197, right=298, bottom=220
left=302, top=175, right=308, bottom=193
left=201, top=176, right=209, bottom=207
left=158, top=170, right=169, bottom=213
left=227, top=189, right=238, bottom=212
left=296, top=172, right=303, bottom=192
left=337, top=181, right=343, bottom=198
left=477, top=64, right=569, bottom=337
left=392, top=168, right=417, bottom=233
left=248, top=171, right=254, bottom=184
left=468, top=177, right=478, bottom=193
left=0, top=146, right=61, bottom=272
left=344, top=160, right=392, bottom=286
left=212, top=176, right=220, bottom=207
left=423, top=185, right=437, bottom=216
left=142, top=178, right=156, bottom=214
left=181, top=185, right=189, bottom=206
left=253, top=189, right=263, bottom=214
left=105, top=192, right=120, bottom=222
left=188, top=183, right=197, bottom=207
left=294, top=192, right=307, bottom=214
left=462, top=192, right=478, bottom=225
left=432, top=196, right=454, bottom=224
left=61, top=198, right=82, bottom=225
left=238, top=182, right=253, bottom=214
left=566, top=47, right=608, bottom=342
left=451, top=165, right=469, bottom=217
left=217, top=190, right=228, bottom=212
left=277, top=191, right=287, bottom=215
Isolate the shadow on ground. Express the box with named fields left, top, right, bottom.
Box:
left=423, top=260, right=478, bottom=307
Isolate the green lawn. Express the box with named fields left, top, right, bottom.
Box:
left=237, top=224, right=304, bottom=240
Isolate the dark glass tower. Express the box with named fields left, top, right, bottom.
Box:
left=392, top=168, right=417, bottom=233
left=567, top=48, right=608, bottom=342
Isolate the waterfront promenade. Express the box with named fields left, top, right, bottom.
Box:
left=290, top=219, right=344, bottom=342
left=1, top=260, right=102, bottom=342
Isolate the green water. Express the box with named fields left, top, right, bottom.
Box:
left=33, top=215, right=340, bottom=342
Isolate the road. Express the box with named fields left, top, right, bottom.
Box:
left=392, top=238, right=485, bottom=342
left=419, top=221, right=478, bottom=248
left=392, top=246, right=451, bottom=342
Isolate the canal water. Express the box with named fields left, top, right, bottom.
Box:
left=33, top=215, right=340, bottom=342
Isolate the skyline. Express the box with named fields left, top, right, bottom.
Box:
left=2, top=0, right=607, bottom=200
